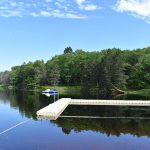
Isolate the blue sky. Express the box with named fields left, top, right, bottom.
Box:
left=0, top=0, right=150, bottom=71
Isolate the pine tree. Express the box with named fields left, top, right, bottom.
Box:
left=64, top=46, right=73, bottom=54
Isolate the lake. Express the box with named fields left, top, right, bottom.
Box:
left=0, top=90, right=150, bottom=150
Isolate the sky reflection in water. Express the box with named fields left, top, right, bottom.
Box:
left=0, top=90, right=150, bottom=150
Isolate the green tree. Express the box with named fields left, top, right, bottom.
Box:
left=98, top=49, right=127, bottom=92
left=46, top=60, right=60, bottom=86
left=64, top=46, right=73, bottom=54
left=0, top=71, right=11, bottom=85
left=33, top=60, right=46, bottom=86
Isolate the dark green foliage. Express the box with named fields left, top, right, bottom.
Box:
left=98, top=49, right=127, bottom=92
left=46, top=60, right=60, bottom=86
left=1, top=47, right=150, bottom=91
left=64, top=46, right=73, bottom=54
left=127, top=54, right=150, bottom=89
left=0, top=71, right=10, bottom=85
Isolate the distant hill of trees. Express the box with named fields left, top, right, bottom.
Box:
left=0, top=46, right=150, bottom=92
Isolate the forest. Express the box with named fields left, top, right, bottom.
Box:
left=0, top=46, right=150, bottom=92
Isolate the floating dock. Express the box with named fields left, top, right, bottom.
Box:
left=37, top=98, right=70, bottom=120
left=37, top=98, right=150, bottom=120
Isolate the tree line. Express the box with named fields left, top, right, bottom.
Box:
left=0, top=46, right=150, bottom=91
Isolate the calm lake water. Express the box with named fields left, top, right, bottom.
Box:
left=1, top=90, right=150, bottom=150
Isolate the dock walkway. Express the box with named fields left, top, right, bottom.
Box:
left=37, top=98, right=150, bottom=120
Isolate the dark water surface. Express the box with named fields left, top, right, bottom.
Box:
left=0, top=90, right=150, bottom=150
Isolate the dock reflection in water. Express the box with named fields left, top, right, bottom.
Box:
left=1, top=90, right=150, bottom=150
left=52, top=105, right=150, bottom=137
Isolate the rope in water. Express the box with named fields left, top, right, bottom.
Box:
left=0, top=120, right=29, bottom=136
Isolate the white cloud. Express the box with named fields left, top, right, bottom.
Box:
left=30, top=12, right=39, bottom=17
left=40, top=9, right=86, bottom=19
left=84, top=5, right=97, bottom=11
left=0, top=0, right=102, bottom=18
left=114, top=0, right=150, bottom=23
left=76, top=0, right=85, bottom=5
left=65, top=13, right=87, bottom=19
left=45, top=0, right=52, bottom=2
left=10, top=2, right=17, bottom=7
left=0, top=10, right=21, bottom=17
left=75, top=0, right=102, bottom=11
left=41, top=11, right=52, bottom=16
left=81, top=4, right=102, bottom=11
left=55, top=1, right=68, bottom=11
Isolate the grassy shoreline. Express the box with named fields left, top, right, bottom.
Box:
left=0, top=84, right=82, bottom=93
left=1, top=84, right=150, bottom=97
left=128, top=89, right=150, bottom=97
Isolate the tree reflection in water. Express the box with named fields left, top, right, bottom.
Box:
left=1, top=90, right=150, bottom=137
